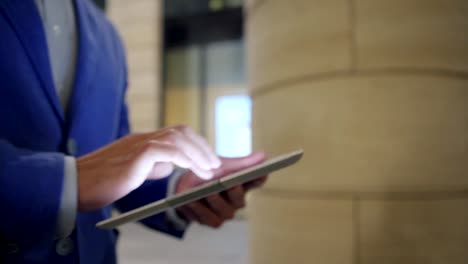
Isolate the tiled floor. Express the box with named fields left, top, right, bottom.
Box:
left=117, top=220, right=249, bottom=264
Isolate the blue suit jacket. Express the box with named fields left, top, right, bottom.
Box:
left=0, top=0, right=183, bottom=263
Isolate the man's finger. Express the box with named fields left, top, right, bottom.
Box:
left=160, top=128, right=214, bottom=171
left=224, top=185, right=246, bottom=209
left=205, top=194, right=235, bottom=219
left=136, top=141, right=213, bottom=180
left=186, top=201, right=223, bottom=228
left=176, top=206, right=199, bottom=222
left=243, top=176, right=268, bottom=192
left=215, top=152, right=266, bottom=176
left=147, top=162, right=174, bottom=179
left=175, top=125, right=221, bottom=169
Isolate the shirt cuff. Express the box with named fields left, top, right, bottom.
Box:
left=166, top=168, right=190, bottom=231
left=55, top=156, right=78, bottom=239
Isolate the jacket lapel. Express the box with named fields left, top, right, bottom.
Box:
left=0, top=0, right=65, bottom=123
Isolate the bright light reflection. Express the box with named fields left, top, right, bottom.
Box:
left=215, top=95, right=252, bottom=157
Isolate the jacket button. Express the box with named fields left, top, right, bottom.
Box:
left=67, top=139, right=77, bottom=156
left=5, top=243, right=20, bottom=254
left=56, top=237, right=74, bottom=256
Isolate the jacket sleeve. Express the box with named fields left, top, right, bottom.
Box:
left=0, top=139, right=65, bottom=248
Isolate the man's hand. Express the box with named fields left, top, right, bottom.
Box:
left=76, top=125, right=221, bottom=212
left=175, top=152, right=268, bottom=228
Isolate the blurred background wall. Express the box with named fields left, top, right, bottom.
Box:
left=103, top=0, right=468, bottom=263
left=108, top=0, right=161, bottom=132
left=246, top=0, right=468, bottom=263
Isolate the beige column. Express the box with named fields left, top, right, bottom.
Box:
left=246, top=0, right=468, bottom=263
left=108, top=0, right=162, bottom=131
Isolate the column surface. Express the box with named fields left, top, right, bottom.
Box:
left=246, top=0, right=468, bottom=263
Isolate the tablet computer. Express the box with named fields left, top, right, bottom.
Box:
left=96, top=149, right=303, bottom=229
